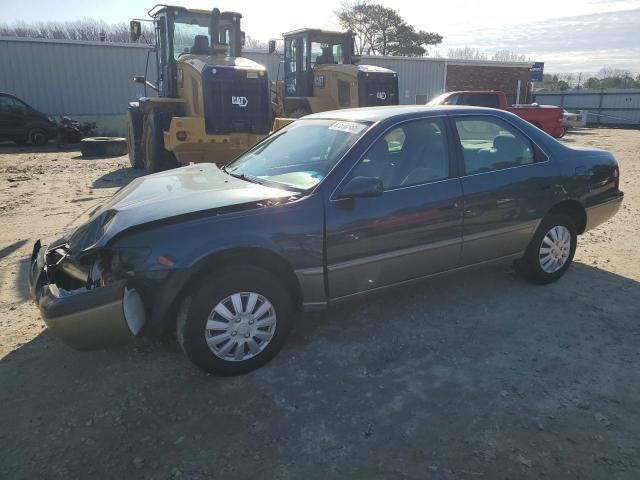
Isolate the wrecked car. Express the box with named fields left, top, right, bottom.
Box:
left=29, top=105, right=623, bottom=375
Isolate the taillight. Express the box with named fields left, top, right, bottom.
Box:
left=613, top=165, right=620, bottom=190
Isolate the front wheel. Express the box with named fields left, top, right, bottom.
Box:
left=29, top=128, right=48, bottom=146
left=515, top=214, right=577, bottom=284
left=177, top=267, right=294, bottom=376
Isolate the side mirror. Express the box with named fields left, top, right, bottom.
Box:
left=268, top=40, right=277, bottom=55
left=134, top=75, right=146, bottom=84
left=338, top=176, right=383, bottom=199
left=130, top=21, right=142, bottom=42
left=240, top=31, right=246, bottom=47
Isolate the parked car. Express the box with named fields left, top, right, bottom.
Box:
left=428, top=91, right=565, bottom=138
left=29, top=105, right=623, bottom=375
left=0, top=93, right=57, bottom=145
left=562, top=109, right=582, bottom=129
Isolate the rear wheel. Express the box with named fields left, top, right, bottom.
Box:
left=28, top=128, right=48, bottom=146
left=141, top=111, right=178, bottom=173
left=177, top=266, right=294, bottom=376
left=515, top=214, right=577, bottom=284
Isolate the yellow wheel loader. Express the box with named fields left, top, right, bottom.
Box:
left=270, top=29, right=399, bottom=123
left=127, top=5, right=271, bottom=172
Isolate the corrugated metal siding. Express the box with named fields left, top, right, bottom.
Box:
left=360, top=55, right=445, bottom=104
left=0, top=37, right=156, bottom=118
left=534, top=89, right=640, bottom=126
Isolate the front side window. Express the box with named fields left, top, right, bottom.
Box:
left=311, top=42, right=344, bottom=66
left=350, top=118, right=449, bottom=190
left=454, top=116, right=536, bottom=175
left=227, top=119, right=371, bottom=191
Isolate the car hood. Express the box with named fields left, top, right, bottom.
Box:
left=68, top=164, right=296, bottom=251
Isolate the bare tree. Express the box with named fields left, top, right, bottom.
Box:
left=0, top=19, right=152, bottom=43
left=244, top=35, right=268, bottom=51
left=492, top=50, right=530, bottom=62
left=446, top=47, right=488, bottom=61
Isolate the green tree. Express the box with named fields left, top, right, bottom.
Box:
left=336, top=1, right=442, bottom=56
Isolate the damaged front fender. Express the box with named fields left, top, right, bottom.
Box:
left=30, top=242, right=146, bottom=351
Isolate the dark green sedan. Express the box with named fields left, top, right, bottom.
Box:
left=29, top=105, right=623, bottom=375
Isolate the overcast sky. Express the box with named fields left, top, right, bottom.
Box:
left=2, top=0, right=639, bottom=73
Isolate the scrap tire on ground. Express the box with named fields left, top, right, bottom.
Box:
left=141, top=110, right=179, bottom=173
left=80, top=137, right=128, bottom=157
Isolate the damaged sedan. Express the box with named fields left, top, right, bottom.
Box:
left=29, top=106, right=623, bottom=375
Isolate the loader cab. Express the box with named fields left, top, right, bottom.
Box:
left=283, top=29, right=354, bottom=98
left=146, top=6, right=244, bottom=98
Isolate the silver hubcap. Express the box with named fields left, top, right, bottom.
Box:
left=205, top=292, right=277, bottom=362
left=539, top=225, right=571, bottom=273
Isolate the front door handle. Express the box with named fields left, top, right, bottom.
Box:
left=438, top=201, right=460, bottom=211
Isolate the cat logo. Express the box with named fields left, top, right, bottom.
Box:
left=231, top=96, right=248, bottom=107
left=376, top=91, right=387, bottom=100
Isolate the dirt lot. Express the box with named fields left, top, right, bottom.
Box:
left=1, top=128, right=639, bottom=479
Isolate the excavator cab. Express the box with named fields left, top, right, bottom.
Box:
left=273, top=29, right=399, bottom=118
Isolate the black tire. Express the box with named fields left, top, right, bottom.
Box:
left=28, top=128, right=48, bottom=146
left=126, top=110, right=144, bottom=169
left=80, top=137, right=128, bottom=157
left=515, top=214, right=577, bottom=284
left=141, top=111, right=178, bottom=173
left=177, top=266, right=294, bottom=376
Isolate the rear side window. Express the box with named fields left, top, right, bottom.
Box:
left=443, top=94, right=500, bottom=108
left=454, top=116, right=537, bottom=175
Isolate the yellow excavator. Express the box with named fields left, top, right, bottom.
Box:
left=270, top=28, right=399, bottom=125
left=127, top=5, right=271, bottom=172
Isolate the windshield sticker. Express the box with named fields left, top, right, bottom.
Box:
left=329, top=121, right=367, bottom=134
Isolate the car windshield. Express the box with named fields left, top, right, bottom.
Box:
left=226, top=119, right=371, bottom=191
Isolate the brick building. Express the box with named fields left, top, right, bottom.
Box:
left=445, top=60, right=533, bottom=104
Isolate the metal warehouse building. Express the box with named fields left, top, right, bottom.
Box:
left=534, top=89, right=640, bottom=126
left=0, top=36, right=533, bottom=135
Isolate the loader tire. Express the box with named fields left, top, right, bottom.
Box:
left=127, top=110, right=144, bottom=169
left=141, top=111, right=179, bottom=173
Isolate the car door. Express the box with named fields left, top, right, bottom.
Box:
left=451, top=114, right=558, bottom=265
left=325, top=116, right=464, bottom=299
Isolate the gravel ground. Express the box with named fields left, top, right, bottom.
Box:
left=0, top=128, right=639, bottom=479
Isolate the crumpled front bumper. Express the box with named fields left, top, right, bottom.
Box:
left=29, top=241, right=146, bottom=351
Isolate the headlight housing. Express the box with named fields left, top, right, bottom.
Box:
left=109, top=247, right=152, bottom=276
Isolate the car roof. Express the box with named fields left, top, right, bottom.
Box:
left=304, top=105, right=506, bottom=123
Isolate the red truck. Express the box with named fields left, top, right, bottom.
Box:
left=427, top=91, right=565, bottom=138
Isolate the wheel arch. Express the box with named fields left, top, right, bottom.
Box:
left=165, top=247, right=303, bottom=333
left=546, top=199, right=587, bottom=234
